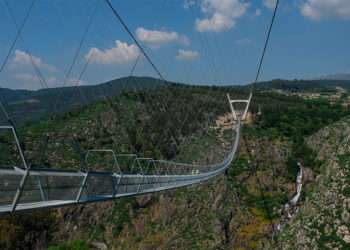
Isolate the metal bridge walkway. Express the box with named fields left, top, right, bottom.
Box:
left=0, top=98, right=244, bottom=215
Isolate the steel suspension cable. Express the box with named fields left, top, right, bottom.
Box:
left=242, top=0, right=280, bottom=238
left=129, top=53, right=141, bottom=78
left=102, top=1, right=225, bottom=164
left=0, top=0, right=36, bottom=74
left=187, top=4, right=218, bottom=85
left=182, top=4, right=229, bottom=162
left=103, top=0, right=165, bottom=81
left=252, top=0, right=280, bottom=90
left=182, top=4, right=227, bottom=158
left=0, top=0, right=37, bottom=124
left=71, top=3, right=151, bottom=154
left=51, top=1, right=99, bottom=112
left=139, top=1, right=182, bottom=159
left=103, top=0, right=173, bottom=159
left=64, top=2, right=98, bottom=88
left=70, top=49, right=95, bottom=106
left=36, top=2, right=100, bottom=167
left=3, top=0, right=50, bottom=92
left=186, top=4, right=227, bottom=150
left=2, top=0, right=63, bottom=133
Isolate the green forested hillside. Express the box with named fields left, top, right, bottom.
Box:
left=2, top=76, right=349, bottom=126
left=0, top=81, right=349, bottom=249
left=0, top=76, right=166, bottom=125
left=255, top=79, right=350, bottom=92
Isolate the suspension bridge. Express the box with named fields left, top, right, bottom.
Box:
left=0, top=0, right=279, bottom=214
left=0, top=96, right=246, bottom=214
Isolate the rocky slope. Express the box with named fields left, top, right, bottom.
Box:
left=275, top=116, right=350, bottom=249
left=44, top=135, right=295, bottom=250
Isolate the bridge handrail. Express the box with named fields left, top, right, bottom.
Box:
left=85, top=149, right=121, bottom=173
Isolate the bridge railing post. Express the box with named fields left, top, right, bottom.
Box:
left=135, top=157, right=143, bottom=193
left=85, top=149, right=121, bottom=173
left=84, top=149, right=122, bottom=198
left=37, top=175, right=46, bottom=201
left=135, top=157, right=153, bottom=193
left=76, top=172, right=89, bottom=203
left=0, top=126, right=30, bottom=212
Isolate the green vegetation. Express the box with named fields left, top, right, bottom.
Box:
left=47, top=240, right=89, bottom=250
left=0, top=212, right=56, bottom=250
left=1, top=77, right=350, bottom=249
left=255, top=98, right=349, bottom=139
left=249, top=95, right=350, bottom=175
left=111, top=199, right=132, bottom=237
left=0, top=76, right=166, bottom=125
left=255, top=79, right=350, bottom=92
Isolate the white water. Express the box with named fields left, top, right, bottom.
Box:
left=277, top=162, right=303, bottom=231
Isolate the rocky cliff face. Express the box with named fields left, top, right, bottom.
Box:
left=275, top=117, right=350, bottom=249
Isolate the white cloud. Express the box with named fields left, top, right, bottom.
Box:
left=184, top=0, right=196, bottom=9
left=13, top=73, right=58, bottom=89
left=176, top=49, right=199, bottom=60
left=14, top=73, right=40, bottom=82
left=11, top=50, right=58, bottom=72
left=196, top=13, right=235, bottom=32
left=195, top=0, right=249, bottom=32
left=301, top=0, right=350, bottom=20
left=85, top=40, right=139, bottom=65
left=263, top=0, right=277, bottom=10
left=136, top=27, right=189, bottom=47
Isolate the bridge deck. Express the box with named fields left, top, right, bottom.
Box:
left=0, top=168, right=216, bottom=214
left=0, top=122, right=240, bottom=215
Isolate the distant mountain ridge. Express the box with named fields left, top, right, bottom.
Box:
left=254, top=79, right=350, bottom=91
left=317, top=73, right=350, bottom=81
left=0, top=76, right=167, bottom=125
left=2, top=76, right=350, bottom=125
left=0, top=76, right=167, bottom=103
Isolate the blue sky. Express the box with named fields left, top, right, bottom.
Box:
left=0, top=0, right=349, bottom=90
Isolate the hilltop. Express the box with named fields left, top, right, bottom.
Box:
left=0, top=76, right=167, bottom=125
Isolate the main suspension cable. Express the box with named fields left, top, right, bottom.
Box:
left=0, top=0, right=37, bottom=124
left=243, top=0, right=280, bottom=237
left=104, top=0, right=165, bottom=81
left=3, top=0, right=50, bottom=91
left=103, top=0, right=183, bottom=158
left=253, top=0, right=280, bottom=90
left=52, top=1, right=99, bottom=112
left=3, top=0, right=62, bottom=123
left=0, top=0, right=36, bottom=74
